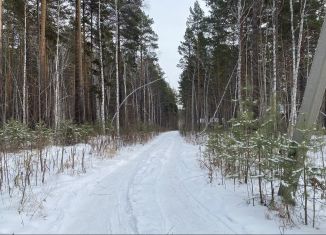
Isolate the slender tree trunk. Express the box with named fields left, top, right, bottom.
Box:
left=140, top=46, right=143, bottom=124
left=23, top=0, right=27, bottom=125
left=5, top=17, right=13, bottom=123
left=272, top=0, right=278, bottom=127
left=143, top=59, right=146, bottom=124
left=54, top=0, right=61, bottom=130
left=90, top=0, right=96, bottom=123
left=294, top=0, right=307, bottom=102
left=75, top=0, right=84, bottom=123
left=278, top=0, right=308, bottom=204
left=252, top=0, right=261, bottom=117
left=196, top=40, right=201, bottom=125
left=123, top=59, right=128, bottom=126
left=289, top=0, right=307, bottom=138
left=39, top=0, right=46, bottom=123
left=191, top=71, right=195, bottom=132
left=237, top=0, right=243, bottom=114
left=289, top=0, right=297, bottom=138
left=36, top=0, right=40, bottom=123
left=304, top=161, right=308, bottom=225
left=115, top=0, right=120, bottom=137
left=82, top=0, right=90, bottom=122
left=98, top=0, right=105, bottom=133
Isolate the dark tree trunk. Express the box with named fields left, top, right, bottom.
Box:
left=39, top=0, right=47, bottom=123
left=75, top=0, right=85, bottom=123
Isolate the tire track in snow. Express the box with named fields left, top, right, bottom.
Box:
left=155, top=133, right=243, bottom=234
left=176, top=145, right=244, bottom=234
left=9, top=132, right=285, bottom=234
left=108, top=137, right=165, bottom=234
left=48, top=134, right=166, bottom=234
left=128, top=135, right=175, bottom=234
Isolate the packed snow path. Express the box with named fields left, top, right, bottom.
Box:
left=2, top=131, right=320, bottom=234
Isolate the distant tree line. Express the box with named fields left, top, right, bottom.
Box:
left=179, top=0, right=325, bottom=133
left=0, top=0, right=178, bottom=134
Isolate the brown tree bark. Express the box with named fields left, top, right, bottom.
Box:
left=5, top=16, right=13, bottom=121
left=0, top=0, right=3, bottom=124
left=39, top=0, right=47, bottom=123
left=75, top=0, right=85, bottom=123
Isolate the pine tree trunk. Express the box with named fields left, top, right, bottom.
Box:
left=5, top=18, right=13, bottom=123
left=54, top=0, right=61, bottom=130
left=39, top=0, right=46, bottom=123
left=75, top=0, right=84, bottom=123
left=0, top=0, right=3, bottom=124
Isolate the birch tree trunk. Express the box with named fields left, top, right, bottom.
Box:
left=191, top=71, right=195, bottom=132
left=252, top=0, right=261, bottom=117
left=237, top=0, right=243, bottom=114
left=98, top=0, right=105, bottom=133
left=115, top=0, right=120, bottom=138
left=295, top=0, right=307, bottom=92
left=143, top=60, right=146, bottom=124
left=23, top=0, right=27, bottom=125
left=279, top=0, right=308, bottom=204
left=272, top=0, right=278, bottom=127
left=289, top=0, right=307, bottom=138
left=123, top=59, right=128, bottom=126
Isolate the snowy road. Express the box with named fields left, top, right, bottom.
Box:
left=1, top=131, right=320, bottom=234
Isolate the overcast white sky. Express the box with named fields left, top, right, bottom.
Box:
left=144, top=0, right=207, bottom=91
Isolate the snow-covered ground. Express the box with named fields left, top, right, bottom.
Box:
left=0, top=131, right=325, bottom=234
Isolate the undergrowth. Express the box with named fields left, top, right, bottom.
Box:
left=0, top=120, right=158, bottom=213
left=200, top=110, right=326, bottom=229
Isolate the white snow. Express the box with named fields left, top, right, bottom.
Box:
left=0, top=131, right=325, bottom=234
